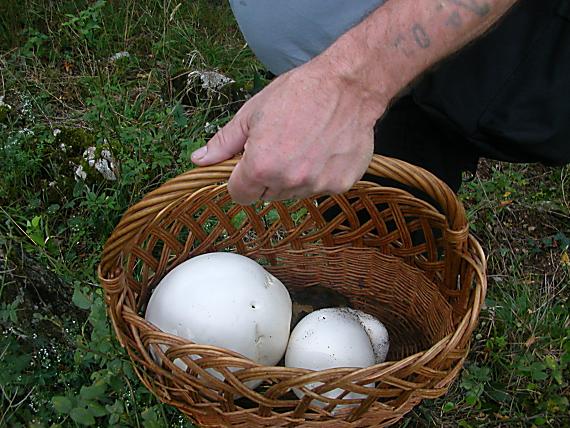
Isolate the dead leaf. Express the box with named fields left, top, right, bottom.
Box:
left=494, top=413, right=510, bottom=421
left=525, top=336, right=538, bottom=348
left=63, top=60, right=74, bottom=74
left=561, top=251, right=570, bottom=267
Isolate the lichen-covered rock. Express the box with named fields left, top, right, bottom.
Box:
left=51, top=127, right=118, bottom=183
left=75, top=146, right=117, bottom=182
left=36, top=127, right=118, bottom=205
left=168, top=68, right=246, bottom=117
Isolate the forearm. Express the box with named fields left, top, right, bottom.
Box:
left=315, top=0, right=519, bottom=117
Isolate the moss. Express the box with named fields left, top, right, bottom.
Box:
left=54, top=127, right=96, bottom=154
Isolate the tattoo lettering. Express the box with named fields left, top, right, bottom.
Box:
left=392, top=34, right=405, bottom=48
left=392, top=34, right=415, bottom=57
left=412, top=24, right=431, bottom=48
left=251, top=110, right=264, bottom=125
left=446, top=10, right=463, bottom=28
left=449, top=0, right=491, bottom=17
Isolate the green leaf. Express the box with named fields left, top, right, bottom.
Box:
left=105, top=400, right=124, bottom=415
left=172, top=103, right=188, bottom=127
left=13, top=354, right=32, bottom=372
left=31, top=215, right=41, bottom=228
left=87, top=402, right=108, bottom=418
left=264, top=208, right=279, bottom=224
left=141, top=406, right=162, bottom=428
left=110, top=413, right=120, bottom=425
left=552, top=368, right=564, bottom=385
left=291, top=207, right=308, bottom=223
left=231, top=211, right=247, bottom=229
left=70, top=407, right=96, bottom=426
left=487, top=389, right=510, bottom=403
left=530, top=362, right=548, bottom=381
left=80, top=381, right=107, bottom=401
left=531, top=370, right=548, bottom=381
left=141, top=407, right=158, bottom=421
left=534, top=416, right=546, bottom=426
left=73, top=288, right=92, bottom=310
left=52, top=396, right=73, bottom=414
left=108, top=374, right=123, bottom=392
left=442, top=402, right=455, bottom=412
left=544, top=355, right=558, bottom=370
left=465, top=394, right=478, bottom=406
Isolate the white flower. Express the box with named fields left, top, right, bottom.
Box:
left=17, top=128, right=34, bottom=136
left=20, top=97, right=32, bottom=115
left=0, top=96, right=12, bottom=110
left=109, top=51, right=130, bottom=62
left=204, top=122, right=218, bottom=133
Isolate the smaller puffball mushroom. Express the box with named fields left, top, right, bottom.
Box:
left=346, top=308, right=390, bottom=364
left=285, top=308, right=378, bottom=407
left=144, top=252, right=292, bottom=387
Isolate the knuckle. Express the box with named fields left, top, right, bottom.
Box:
left=283, top=173, right=307, bottom=189
left=214, top=127, right=227, bottom=145
left=328, top=178, right=354, bottom=195
left=248, top=162, right=272, bottom=181
left=213, top=126, right=231, bottom=149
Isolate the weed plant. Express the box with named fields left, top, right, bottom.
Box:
left=0, top=1, right=568, bottom=427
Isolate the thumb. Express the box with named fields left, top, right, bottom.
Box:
left=191, top=116, right=248, bottom=166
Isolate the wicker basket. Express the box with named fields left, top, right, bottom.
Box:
left=98, top=155, right=487, bottom=427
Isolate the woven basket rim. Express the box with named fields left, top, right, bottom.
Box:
left=99, top=155, right=468, bottom=276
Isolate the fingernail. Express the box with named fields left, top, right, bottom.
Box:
left=191, top=146, right=207, bottom=161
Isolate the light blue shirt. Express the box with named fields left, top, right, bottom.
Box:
left=229, top=0, right=386, bottom=75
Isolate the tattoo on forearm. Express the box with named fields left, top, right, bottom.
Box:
left=412, top=24, right=431, bottom=48
left=393, top=23, right=431, bottom=56
left=446, top=10, right=463, bottom=28
left=449, top=0, right=491, bottom=17
left=392, top=34, right=415, bottom=57
left=391, top=0, right=492, bottom=58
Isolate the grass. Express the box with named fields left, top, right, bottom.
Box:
left=0, top=1, right=568, bottom=427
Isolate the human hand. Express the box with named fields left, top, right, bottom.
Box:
left=191, top=0, right=519, bottom=206
left=191, top=57, right=387, bottom=205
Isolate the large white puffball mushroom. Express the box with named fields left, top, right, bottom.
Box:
left=346, top=308, right=390, bottom=364
left=145, top=252, right=292, bottom=374
left=285, top=308, right=376, bottom=405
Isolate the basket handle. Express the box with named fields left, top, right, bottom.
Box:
left=99, top=154, right=467, bottom=276
left=366, top=155, right=467, bottom=231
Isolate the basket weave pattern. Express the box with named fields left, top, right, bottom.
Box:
left=98, top=156, right=487, bottom=427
